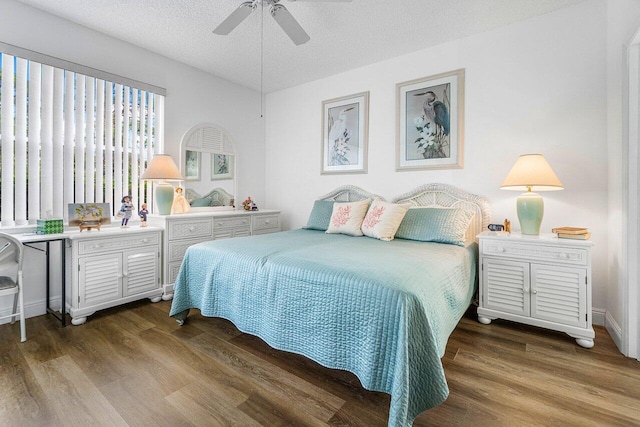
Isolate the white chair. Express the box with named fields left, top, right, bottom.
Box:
left=0, top=233, right=25, bottom=342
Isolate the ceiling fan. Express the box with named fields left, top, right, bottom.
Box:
left=213, top=0, right=352, bottom=46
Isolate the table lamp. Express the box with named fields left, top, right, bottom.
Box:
left=500, top=154, right=563, bottom=235
left=140, top=154, right=183, bottom=215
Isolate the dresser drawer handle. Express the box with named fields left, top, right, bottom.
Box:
left=218, top=222, right=223, bottom=226
left=142, top=238, right=149, bottom=243
left=497, top=246, right=505, bottom=253
left=559, top=253, right=568, bottom=259
left=93, top=244, right=102, bottom=249
left=242, top=220, right=247, bottom=224
left=265, top=220, right=270, bottom=224
left=189, top=226, right=195, bottom=232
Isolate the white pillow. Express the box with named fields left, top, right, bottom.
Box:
left=326, top=199, right=371, bottom=236
left=362, top=199, right=411, bottom=241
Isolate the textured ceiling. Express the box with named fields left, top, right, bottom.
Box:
left=16, top=0, right=585, bottom=93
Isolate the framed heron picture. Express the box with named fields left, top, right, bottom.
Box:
left=185, top=150, right=200, bottom=181
left=396, top=69, right=464, bottom=171
left=211, top=153, right=234, bottom=180
left=321, top=91, right=369, bottom=174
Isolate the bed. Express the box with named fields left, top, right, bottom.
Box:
left=170, top=183, right=490, bottom=427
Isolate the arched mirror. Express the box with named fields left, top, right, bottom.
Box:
left=179, top=123, right=236, bottom=211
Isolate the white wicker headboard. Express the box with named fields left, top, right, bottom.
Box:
left=318, top=185, right=385, bottom=202
left=391, top=183, right=491, bottom=242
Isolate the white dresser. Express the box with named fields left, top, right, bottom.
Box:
left=149, top=209, right=281, bottom=299
left=477, top=231, right=595, bottom=348
left=65, top=227, right=163, bottom=325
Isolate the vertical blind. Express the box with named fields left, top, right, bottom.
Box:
left=0, top=50, right=165, bottom=226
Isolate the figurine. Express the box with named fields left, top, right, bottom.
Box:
left=172, top=186, right=191, bottom=214
left=119, top=195, right=133, bottom=227
left=139, top=203, right=149, bottom=227
left=504, top=218, right=511, bottom=233
left=242, top=196, right=257, bottom=211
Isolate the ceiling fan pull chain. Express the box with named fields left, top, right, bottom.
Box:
left=261, top=0, right=264, bottom=118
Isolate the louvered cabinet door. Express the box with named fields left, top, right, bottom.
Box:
left=482, top=258, right=530, bottom=317
left=123, top=249, right=159, bottom=297
left=531, top=264, right=587, bottom=328
left=78, top=253, right=122, bottom=308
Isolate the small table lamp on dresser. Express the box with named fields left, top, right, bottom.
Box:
left=500, top=154, right=564, bottom=235
left=141, top=154, right=183, bottom=215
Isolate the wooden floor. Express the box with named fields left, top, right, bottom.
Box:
left=1, top=300, right=639, bottom=427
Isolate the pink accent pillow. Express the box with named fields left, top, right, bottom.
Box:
left=326, top=199, right=371, bottom=236
left=362, top=199, right=411, bottom=241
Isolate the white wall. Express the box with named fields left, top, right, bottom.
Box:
left=0, top=0, right=265, bottom=321
left=606, top=0, right=640, bottom=355
left=265, top=1, right=610, bottom=313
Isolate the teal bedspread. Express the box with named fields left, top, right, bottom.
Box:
left=170, top=229, right=477, bottom=426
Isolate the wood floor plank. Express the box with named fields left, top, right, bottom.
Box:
left=0, top=339, right=58, bottom=426
left=28, top=354, right=128, bottom=426
left=100, top=371, right=192, bottom=427
left=165, top=380, right=260, bottom=427
left=188, top=332, right=345, bottom=423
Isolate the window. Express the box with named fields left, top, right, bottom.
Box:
left=0, top=44, right=165, bottom=226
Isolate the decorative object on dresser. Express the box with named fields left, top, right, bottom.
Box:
left=321, top=91, right=369, bottom=175
left=552, top=226, right=591, bottom=240
left=68, top=203, right=111, bottom=232
left=171, top=187, right=191, bottom=214
left=500, top=154, right=564, bottom=235
left=477, top=231, right=595, bottom=348
left=396, top=69, right=464, bottom=171
left=66, top=227, right=163, bottom=325
left=149, top=210, right=281, bottom=300
left=140, top=154, right=184, bottom=215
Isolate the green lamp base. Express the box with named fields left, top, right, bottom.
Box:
left=517, top=191, right=544, bottom=235
left=155, top=182, right=175, bottom=215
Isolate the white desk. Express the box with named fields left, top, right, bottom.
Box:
left=15, top=232, right=69, bottom=326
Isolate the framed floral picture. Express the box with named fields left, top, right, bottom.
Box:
left=68, top=203, right=111, bottom=230
left=184, top=150, right=200, bottom=181
left=396, top=69, right=464, bottom=171
left=211, top=153, right=234, bottom=180
left=321, top=91, right=369, bottom=174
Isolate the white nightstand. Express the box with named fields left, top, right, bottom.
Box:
left=477, top=231, right=595, bottom=348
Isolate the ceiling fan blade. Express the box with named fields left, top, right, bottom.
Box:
left=271, top=4, right=310, bottom=45
left=213, top=1, right=256, bottom=35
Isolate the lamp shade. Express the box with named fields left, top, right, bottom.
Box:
left=141, top=154, right=182, bottom=215
left=500, top=154, right=564, bottom=192
left=140, top=154, right=183, bottom=181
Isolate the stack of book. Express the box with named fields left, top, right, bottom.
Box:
left=552, top=227, right=591, bottom=240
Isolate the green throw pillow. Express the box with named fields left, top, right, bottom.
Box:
left=304, top=200, right=335, bottom=231
left=190, top=196, right=213, bottom=207
left=395, top=207, right=475, bottom=246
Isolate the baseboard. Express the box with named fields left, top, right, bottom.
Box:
left=605, top=310, right=624, bottom=352
left=0, top=297, right=61, bottom=325
left=592, top=307, right=606, bottom=326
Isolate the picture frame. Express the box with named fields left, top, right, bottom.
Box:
left=211, top=153, right=234, bottom=180
left=321, top=91, right=369, bottom=174
left=68, top=203, right=111, bottom=231
left=184, top=150, right=200, bottom=181
left=396, top=69, right=464, bottom=171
